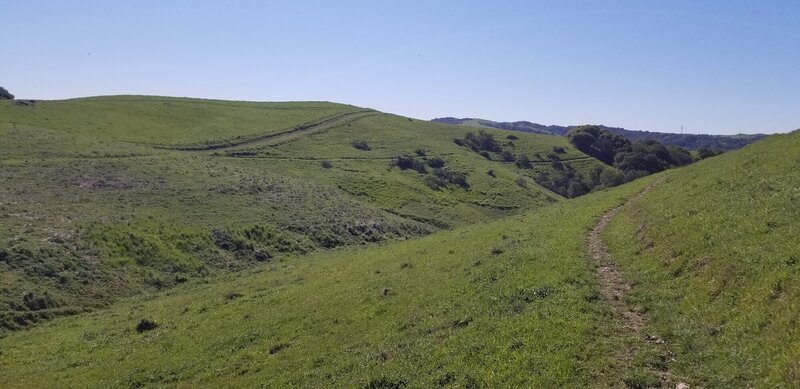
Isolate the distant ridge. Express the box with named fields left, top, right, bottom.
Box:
left=432, top=117, right=766, bottom=151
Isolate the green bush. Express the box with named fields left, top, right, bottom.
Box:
left=515, top=154, right=531, bottom=169
left=426, top=156, right=446, bottom=168
left=393, top=155, right=427, bottom=173
left=351, top=139, right=370, bottom=151
left=0, top=86, right=13, bottom=100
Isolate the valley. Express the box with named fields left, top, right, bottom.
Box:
left=1, top=96, right=797, bottom=387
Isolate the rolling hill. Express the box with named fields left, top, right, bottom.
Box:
left=1, top=96, right=797, bottom=387
left=0, top=96, right=610, bottom=331
left=432, top=117, right=766, bottom=151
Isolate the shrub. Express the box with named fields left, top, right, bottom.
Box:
left=424, top=168, right=469, bottom=190
left=457, top=130, right=502, bottom=153
left=567, top=181, right=587, bottom=198
left=426, top=156, right=446, bottom=168
left=393, top=155, right=427, bottom=173
left=0, top=86, right=13, bottom=100
left=623, top=170, right=649, bottom=182
left=515, top=154, right=531, bottom=169
left=697, top=147, right=722, bottom=159
left=553, top=146, right=566, bottom=154
left=668, top=145, right=694, bottom=166
left=351, top=139, right=370, bottom=151
left=136, top=319, right=158, bottom=333
left=435, top=168, right=468, bottom=188
left=506, top=134, right=519, bottom=140
left=500, top=149, right=516, bottom=162
left=423, top=176, right=442, bottom=190
left=515, top=177, right=527, bottom=188
left=320, top=160, right=333, bottom=169
left=20, top=292, right=58, bottom=311
left=414, top=148, right=427, bottom=156
left=599, top=168, right=624, bottom=187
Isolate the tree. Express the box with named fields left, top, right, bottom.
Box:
left=599, top=168, right=624, bottom=187
left=0, top=87, right=13, bottom=100
left=567, top=181, right=587, bottom=198
left=566, top=125, right=631, bottom=165
left=697, top=148, right=721, bottom=160
left=667, top=145, right=694, bottom=166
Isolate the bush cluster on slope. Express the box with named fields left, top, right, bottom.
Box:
left=452, top=130, right=607, bottom=198
left=566, top=125, right=697, bottom=180
left=392, top=154, right=469, bottom=190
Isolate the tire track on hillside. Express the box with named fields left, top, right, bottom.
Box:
left=161, top=110, right=378, bottom=151
left=587, top=180, right=690, bottom=389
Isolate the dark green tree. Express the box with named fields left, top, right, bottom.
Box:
left=566, top=125, right=631, bottom=165
left=0, top=86, right=13, bottom=100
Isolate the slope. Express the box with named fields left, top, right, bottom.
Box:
left=603, top=130, right=800, bottom=387
left=0, top=96, right=610, bottom=330
left=0, top=176, right=659, bottom=388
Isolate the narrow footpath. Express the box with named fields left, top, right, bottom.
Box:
left=587, top=182, right=690, bottom=389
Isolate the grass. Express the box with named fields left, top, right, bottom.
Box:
left=1, top=95, right=796, bottom=386
left=0, top=96, right=609, bottom=331
left=0, top=177, right=656, bottom=388
left=0, top=96, right=355, bottom=158
left=604, top=130, right=800, bottom=387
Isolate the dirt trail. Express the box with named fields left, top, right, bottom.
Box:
left=164, top=110, right=377, bottom=151
left=587, top=181, right=690, bottom=389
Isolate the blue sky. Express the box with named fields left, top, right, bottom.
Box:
left=2, top=1, right=798, bottom=134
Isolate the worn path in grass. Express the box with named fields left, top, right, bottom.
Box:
left=164, top=110, right=378, bottom=151
left=587, top=181, right=690, bottom=389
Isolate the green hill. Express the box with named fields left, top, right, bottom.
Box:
left=0, top=96, right=609, bottom=330
left=2, top=96, right=797, bottom=387
left=0, top=174, right=657, bottom=388
left=603, top=130, right=800, bottom=386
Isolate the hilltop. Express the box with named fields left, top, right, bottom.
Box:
left=432, top=117, right=766, bottom=151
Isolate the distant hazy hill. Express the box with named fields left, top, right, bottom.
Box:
left=432, top=117, right=766, bottom=151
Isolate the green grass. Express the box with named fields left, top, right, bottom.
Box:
left=0, top=177, right=656, bottom=388
left=0, top=96, right=355, bottom=158
left=0, top=96, right=610, bottom=331
left=2, top=95, right=796, bottom=386
left=604, top=130, right=800, bottom=387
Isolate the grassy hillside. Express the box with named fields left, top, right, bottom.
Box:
left=604, top=130, right=800, bottom=387
left=0, top=177, right=658, bottom=388
left=2, top=96, right=795, bottom=386
left=0, top=96, right=610, bottom=330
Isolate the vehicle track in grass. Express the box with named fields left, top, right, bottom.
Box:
left=587, top=180, right=690, bottom=389
left=160, top=110, right=378, bottom=151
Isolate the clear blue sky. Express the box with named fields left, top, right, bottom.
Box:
left=2, top=1, right=798, bottom=134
